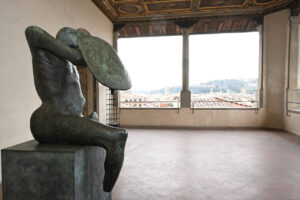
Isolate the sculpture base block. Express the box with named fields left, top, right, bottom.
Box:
left=1, top=140, right=111, bottom=200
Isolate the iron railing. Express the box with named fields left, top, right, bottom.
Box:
left=120, top=99, right=259, bottom=112
left=287, top=101, right=300, bottom=115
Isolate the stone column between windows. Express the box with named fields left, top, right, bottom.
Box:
left=288, top=15, right=300, bottom=110
left=113, top=31, right=119, bottom=52
left=180, top=27, right=191, bottom=108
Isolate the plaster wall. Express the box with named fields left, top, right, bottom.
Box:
left=0, top=0, right=112, bottom=181
left=120, top=108, right=265, bottom=128
left=284, top=114, right=300, bottom=135
left=263, top=9, right=300, bottom=136
left=263, top=9, right=290, bottom=130
left=283, top=16, right=300, bottom=136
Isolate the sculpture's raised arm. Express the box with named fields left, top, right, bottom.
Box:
left=25, top=26, right=85, bottom=66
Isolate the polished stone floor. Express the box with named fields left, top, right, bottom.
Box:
left=1, top=129, right=300, bottom=200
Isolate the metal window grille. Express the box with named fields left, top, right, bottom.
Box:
left=106, top=88, right=120, bottom=127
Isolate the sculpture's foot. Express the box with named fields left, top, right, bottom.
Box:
left=103, top=129, right=128, bottom=192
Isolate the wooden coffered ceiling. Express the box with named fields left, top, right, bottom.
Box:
left=92, top=0, right=297, bottom=37
left=93, top=0, right=293, bottom=23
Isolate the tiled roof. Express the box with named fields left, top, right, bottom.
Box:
left=192, top=97, right=254, bottom=108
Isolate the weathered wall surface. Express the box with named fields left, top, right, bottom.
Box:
left=283, top=13, right=300, bottom=136
left=0, top=0, right=112, bottom=181
left=284, top=114, right=300, bottom=136
left=263, top=9, right=300, bottom=136
left=121, top=108, right=265, bottom=128
left=263, top=9, right=290, bottom=130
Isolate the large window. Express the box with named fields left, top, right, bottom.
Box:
left=190, top=32, right=259, bottom=109
left=118, top=36, right=182, bottom=108
left=118, top=32, right=260, bottom=109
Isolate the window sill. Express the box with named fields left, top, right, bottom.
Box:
left=191, top=107, right=258, bottom=111
left=288, top=109, right=300, bottom=114
left=120, top=107, right=180, bottom=110
left=120, top=107, right=258, bottom=111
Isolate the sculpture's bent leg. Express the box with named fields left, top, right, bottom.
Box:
left=30, top=107, right=127, bottom=192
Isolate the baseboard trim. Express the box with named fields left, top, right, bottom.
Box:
left=121, top=126, right=282, bottom=131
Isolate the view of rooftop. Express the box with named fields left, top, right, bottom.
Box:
left=120, top=78, right=258, bottom=109
left=118, top=32, right=259, bottom=109
left=120, top=93, right=257, bottom=109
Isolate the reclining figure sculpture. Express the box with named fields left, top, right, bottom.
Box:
left=25, top=26, right=131, bottom=192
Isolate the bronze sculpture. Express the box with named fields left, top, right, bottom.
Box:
left=25, top=26, right=131, bottom=192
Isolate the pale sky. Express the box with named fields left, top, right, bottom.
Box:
left=118, top=32, right=259, bottom=91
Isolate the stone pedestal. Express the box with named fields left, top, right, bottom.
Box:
left=1, top=140, right=111, bottom=200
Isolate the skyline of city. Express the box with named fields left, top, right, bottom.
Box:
left=120, top=78, right=258, bottom=109
left=127, top=78, right=258, bottom=95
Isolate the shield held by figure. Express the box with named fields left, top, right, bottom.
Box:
left=78, top=35, right=132, bottom=91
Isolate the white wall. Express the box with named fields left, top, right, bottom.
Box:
left=263, top=9, right=290, bottom=130
left=284, top=114, right=300, bottom=135
left=283, top=14, right=300, bottom=136
left=121, top=108, right=265, bottom=128
left=263, top=9, right=300, bottom=136
left=0, top=0, right=113, bottom=181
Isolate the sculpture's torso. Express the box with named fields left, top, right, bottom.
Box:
left=32, top=48, right=85, bottom=116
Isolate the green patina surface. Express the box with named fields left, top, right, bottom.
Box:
left=2, top=140, right=111, bottom=200
left=25, top=26, right=129, bottom=192
left=78, top=35, right=131, bottom=90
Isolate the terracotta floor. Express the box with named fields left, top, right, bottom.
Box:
left=1, top=129, right=300, bottom=200
left=112, top=129, right=300, bottom=200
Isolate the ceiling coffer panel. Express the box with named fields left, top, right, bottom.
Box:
left=200, top=0, right=245, bottom=7
left=146, top=1, right=191, bottom=12
left=92, top=0, right=293, bottom=23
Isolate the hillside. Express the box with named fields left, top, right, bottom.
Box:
left=132, top=79, right=258, bottom=95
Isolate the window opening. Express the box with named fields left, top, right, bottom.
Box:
left=190, top=32, right=260, bottom=109
left=118, top=36, right=182, bottom=108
